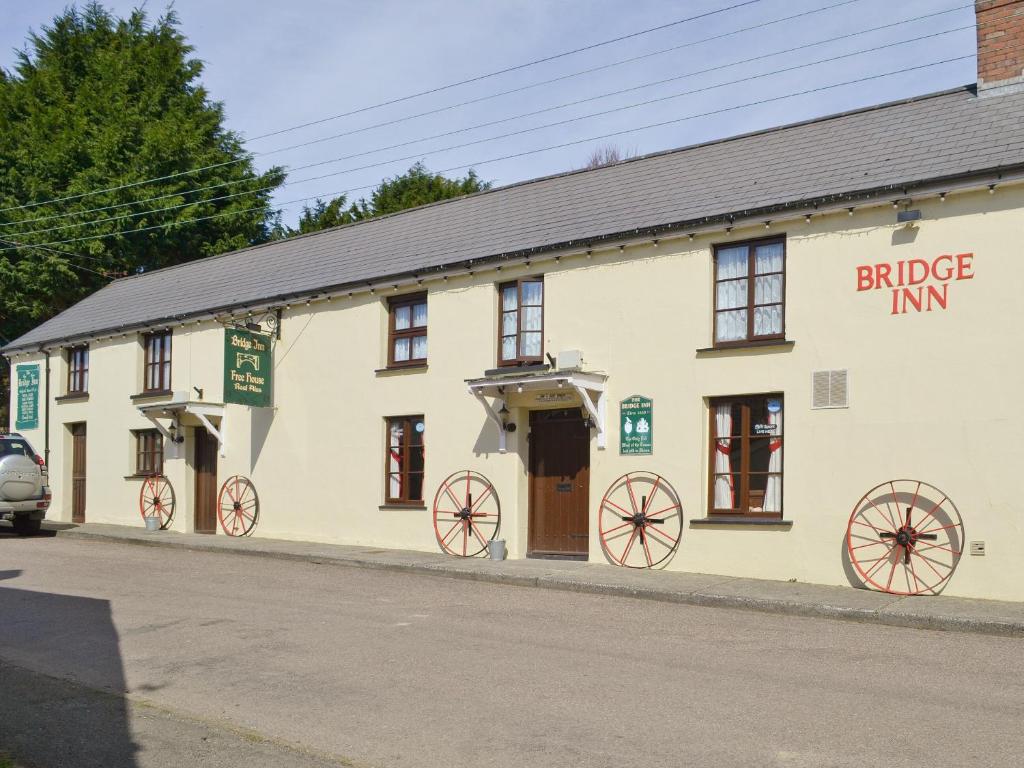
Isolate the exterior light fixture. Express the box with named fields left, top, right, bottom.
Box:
left=848, top=207, right=855, bottom=216
left=688, top=233, right=694, bottom=241
left=652, top=239, right=659, bottom=247
left=989, top=184, right=997, bottom=194
left=498, top=402, right=510, bottom=417
left=939, top=192, right=947, bottom=202
left=618, top=245, right=624, bottom=253
left=764, top=221, right=771, bottom=229
left=805, top=214, right=812, bottom=224
left=892, top=201, right=899, bottom=209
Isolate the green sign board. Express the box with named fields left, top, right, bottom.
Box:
left=620, top=395, right=652, bottom=455
left=224, top=329, right=272, bottom=407
left=15, top=364, right=40, bottom=430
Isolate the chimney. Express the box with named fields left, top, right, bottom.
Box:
left=976, top=0, right=1024, bottom=95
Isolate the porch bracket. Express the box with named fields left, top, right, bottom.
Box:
left=195, top=412, right=227, bottom=458
left=470, top=388, right=507, bottom=453
left=141, top=413, right=182, bottom=460
left=573, top=383, right=606, bottom=450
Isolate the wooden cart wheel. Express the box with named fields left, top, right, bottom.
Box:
left=846, top=479, right=964, bottom=596
left=218, top=476, right=259, bottom=536
left=432, top=471, right=500, bottom=557
left=599, top=472, right=683, bottom=568
left=139, top=474, right=175, bottom=530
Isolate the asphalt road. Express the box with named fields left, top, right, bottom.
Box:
left=2, top=534, right=1023, bottom=768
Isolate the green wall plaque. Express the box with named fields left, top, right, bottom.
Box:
left=15, top=364, right=40, bottom=430
left=224, top=329, right=272, bottom=407
left=620, top=395, right=652, bottom=455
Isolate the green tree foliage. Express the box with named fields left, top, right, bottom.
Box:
left=0, top=3, right=285, bottom=347
left=291, top=162, right=490, bottom=234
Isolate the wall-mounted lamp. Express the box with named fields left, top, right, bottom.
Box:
left=167, top=422, right=184, bottom=444
left=498, top=402, right=516, bottom=433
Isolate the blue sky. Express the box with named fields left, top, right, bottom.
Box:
left=1, top=0, right=977, bottom=226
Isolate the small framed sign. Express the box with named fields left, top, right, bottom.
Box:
left=620, top=395, right=653, bottom=455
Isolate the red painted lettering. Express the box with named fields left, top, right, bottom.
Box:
left=875, top=263, right=893, bottom=289
left=902, top=287, right=923, bottom=312
left=926, top=284, right=948, bottom=311
left=908, top=259, right=929, bottom=285
left=891, top=288, right=900, bottom=314
left=932, top=255, right=954, bottom=282
left=956, top=252, right=974, bottom=281
left=856, top=265, right=874, bottom=291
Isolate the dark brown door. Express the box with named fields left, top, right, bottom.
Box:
left=71, top=423, right=86, bottom=523
left=194, top=429, right=218, bottom=534
left=528, top=409, right=590, bottom=557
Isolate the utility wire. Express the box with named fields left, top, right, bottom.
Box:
left=3, top=0, right=892, bottom=229
left=1, top=21, right=975, bottom=240
left=0, top=55, right=972, bottom=255
left=0, top=0, right=766, bottom=215
left=0, top=237, right=110, bottom=276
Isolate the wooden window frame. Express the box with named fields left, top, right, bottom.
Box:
left=707, top=394, right=784, bottom=519
left=712, top=236, right=786, bottom=348
left=497, top=277, right=544, bottom=367
left=387, top=292, right=428, bottom=368
left=143, top=331, right=172, bottom=393
left=67, top=345, right=89, bottom=394
left=384, top=415, right=425, bottom=505
left=134, top=429, right=164, bottom=477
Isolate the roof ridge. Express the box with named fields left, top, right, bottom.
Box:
left=103, top=86, right=977, bottom=288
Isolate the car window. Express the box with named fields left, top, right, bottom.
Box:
left=0, top=439, right=32, bottom=457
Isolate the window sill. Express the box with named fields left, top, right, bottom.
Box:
left=130, top=389, right=173, bottom=401
left=696, top=340, right=794, bottom=355
left=482, top=362, right=550, bottom=377
left=124, top=474, right=162, bottom=480
left=55, top=393, right=89, bottom=402
left=378, top=503, right=427, bottom=511
left=375, top=364, right=428, bottom=376
left=690, top=516, right=793, bottom=527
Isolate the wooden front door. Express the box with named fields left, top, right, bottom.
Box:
left=71, top=423, right=86, bottom=523
left=194, top=429, right=218, bottom=534
left=528, top=409, right=590, bottom=557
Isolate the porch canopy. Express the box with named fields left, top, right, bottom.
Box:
left=136, top=393, right=226, bottom=457
left=466, top=366, right=607, bottom=453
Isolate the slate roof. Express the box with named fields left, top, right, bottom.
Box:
left=6, top=85, right=1024, bottom=352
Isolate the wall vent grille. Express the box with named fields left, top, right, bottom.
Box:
left=970, top=541, right=986, bottom=556
left=811, top=369, right=849, bottom=409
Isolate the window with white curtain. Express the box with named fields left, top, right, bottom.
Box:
left=388, top=293, right=428, bottom=367
left=708, top=395, right=784, bottom=518
left=714, top=238, right=785, bottom=345
left=498, top=277, right=544, bottom=365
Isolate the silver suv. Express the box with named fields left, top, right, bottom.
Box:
left=0, top=432, right=51, bottom=535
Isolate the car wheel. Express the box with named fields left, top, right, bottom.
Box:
left=12, top=517, right=42, bottom=536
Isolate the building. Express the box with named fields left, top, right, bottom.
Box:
left=5, top=1, right=1024, bottom=600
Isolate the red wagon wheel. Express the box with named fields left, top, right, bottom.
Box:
left=139, top=474, right=175, bottom=530
left=846, top=479, right=964, bottom=596
left=218, top=476, right=259, bottom=536
left=599, top=472, right=683, bottom=568
left=432, top=471, right=501, bottom=557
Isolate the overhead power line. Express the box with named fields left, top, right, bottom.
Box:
left=0, top=55, right=972, bottom=256
left=4, top=0, right=892, bottom=229
left=0, top=21, right=976, bottom=240
left=0, top=0, right=766, bottom=216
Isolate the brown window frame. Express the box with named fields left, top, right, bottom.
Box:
left=498, top=277, right=544, bottom=367
left=707, top=394, right=784, bottom=519
left=134, top=429, right=164, bottom=477
left=384, top=416, right=425, bottom=505
left=712, top=236, right=786, bottom=348
left=143, top=331, right=172, bottom=393
left=67, top=345, right=89, bottom=394
left=387, top=292, right=428, bottom=368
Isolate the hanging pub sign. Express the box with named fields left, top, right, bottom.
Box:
left=224, top=329, right=272, bottom=407
left=15, top=364, right=40, bottom=430
left=620, top=395, right=653, bottom=455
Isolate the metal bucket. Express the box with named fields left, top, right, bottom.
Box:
left=143, top=516, right=161, bottom=532
left=487, top=539, right=506, bottom=561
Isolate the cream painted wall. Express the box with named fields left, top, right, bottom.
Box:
left=8, top=184, right=1024, bottom=600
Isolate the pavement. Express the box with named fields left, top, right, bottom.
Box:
left=43, top=521, right=1024, bottom=638
left=3, top=533, right=1024, bottom=768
